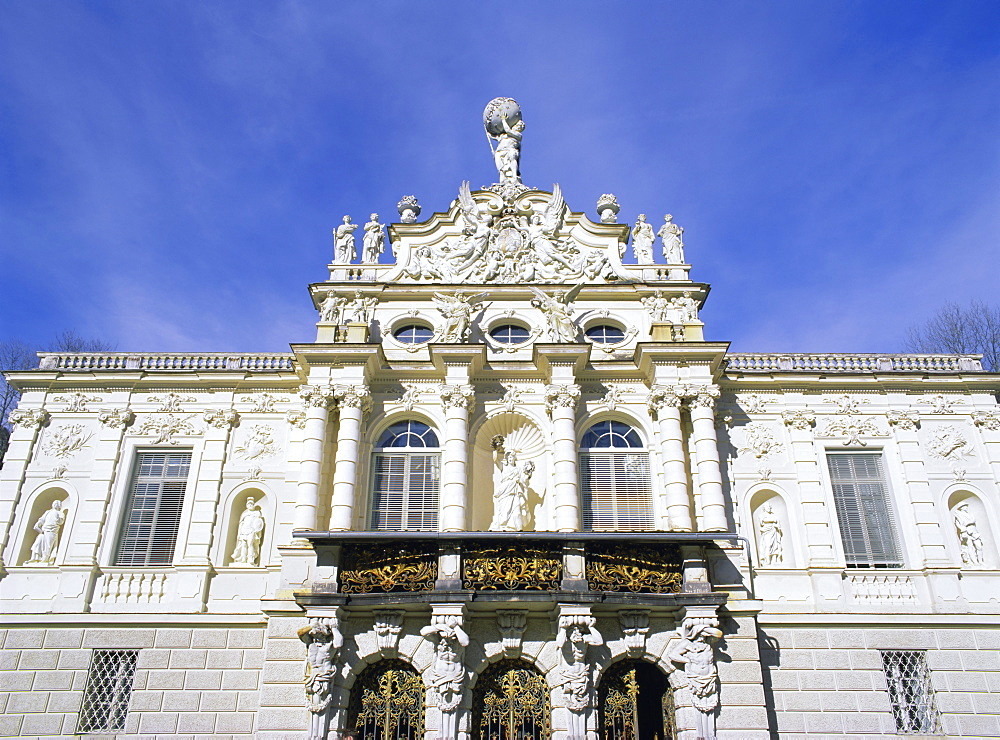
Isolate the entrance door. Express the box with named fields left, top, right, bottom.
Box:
left=599, top=660, right=675, bottom=740
left=348, top=659, right=425, bottom=740
left=473, top=659, right=551, bottom=740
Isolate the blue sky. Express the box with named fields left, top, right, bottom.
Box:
left=1, top=1, right=998, bottom=354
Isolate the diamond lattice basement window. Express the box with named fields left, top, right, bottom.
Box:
left=78, top=649, right=139, bottom=733
left=881, top=650, right=940, bottom=734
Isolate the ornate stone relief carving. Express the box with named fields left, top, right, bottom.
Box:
left=131, top=414, right=203, bottom=444
left=973, top=410, right=1000, bottom=431
left=668, top=614, right=722, bottom=740
left=544, top=383, right=581, bottom=414
left=298, top=616, right=343, bottom=740
left=927, top=425, right=974, bottom=480
left=557, top=614, right=603, bottom=740
left=600, top=385, right=623, bottom=412
left=618, top=609, right=650, bottom=657
left=147, top=393, right=197, bottom=412
left=887, top=410, right=921, bottom=430
left=234, top=425, right=277, bottom=461
left=398, top=383, right=428, bottom=412
left=8, top=408, right=49, bottom=429
left=499, top=387, right=523, bottom=413
left=496, top=609, right=528, bottom=658
left=41, top=424, right=93, bottom=459
left=285, top=409, right=307, bottom=429
left=433, top=289, right=487, bottom=342
left=98, top=407, right=134, bottom=429
left=825, top=394, right=868, bottom=414
left=740, top=393, right=777, bottom=414
left=373, top=610, right=405, bottom=657
left=658, top=214, right=685, bottom=264
left=298, top=384, right=336, bottom=409
left=757, top=503, right=783, bottom=566
left=230, top=497, right=265, bottom=566
left=24, top=500, right=66, bottom=565
left=953, top=503, right=985, bottom=566
left=738, top=422, right=782, bottom=481
left=439, top=384, right=475, bottom=410
left=818, top=417, right=887, bottom=446
left=922, top=394, right=960, bottom=414
left=781, top=409, right=815, bottom=430
left=203, top=409, right=239, bottom=430
left=420, top=614, right=469, bottom=740
left=54, top=392, right=102, bottom=412
left=240, top=392, right=290, bottom=413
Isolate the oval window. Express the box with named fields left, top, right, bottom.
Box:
left=489, top=324, right=531, bottom=344
left=585, top=325, right=625, bottom=344
left=393, top=325, right=434, bottom=344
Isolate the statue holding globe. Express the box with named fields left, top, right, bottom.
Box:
left=483, top=97, right=524, bottom=185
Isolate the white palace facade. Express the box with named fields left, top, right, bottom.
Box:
left=2, top=99, right=1000, bottom=740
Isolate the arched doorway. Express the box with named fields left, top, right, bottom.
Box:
left=473, top=659, right=551, bottom=740
left=347, top=659, right=424, bottom=740
left=599, top=660, right=675, bottom=740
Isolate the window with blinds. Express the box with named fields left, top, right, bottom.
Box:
left=827, top=453, right=903, bottom=568
left=370, top=421, right=440, bottom=531
left=580, top=421, right=654, bottom=531
left=115, top=451, right=192, bottom=566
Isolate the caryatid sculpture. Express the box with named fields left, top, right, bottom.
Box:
left=489, top=435, right=535, bottom=531
left=420, top=615, right=469, bottom=740
left=334, top=215, right=359, bottom=264
left=483, top=97, right=524, bottom=185
left=362, top=213, right=385, bottom=263
left=669, top=616, right=723, bottom=740
left=230, top=497, right=265, bottom=566
left=631, top=214, right=655, bottom=262
left=298, top=616, right=344, bottom=740
left=25, top=499, right=66, bottom=565
left=556, top=615, right=604, bottom=740
left=658, top=214, right=685, bottom=264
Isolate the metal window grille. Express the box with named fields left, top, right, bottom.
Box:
left=115, top=451, right=192, bottom=566
left=827, top=453, right=903, bottom=567
left=371, top=453, right=440, bottom=531
left=881, top=650, right=940, bottom=734
left=78, top=649, right=139, bottom=733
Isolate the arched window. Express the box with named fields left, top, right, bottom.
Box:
left=348, top=659, right=424, bottom=740
left=599, top=660, right=676, bottom=740
left=370, top=421, right=440, bottom=531
left=580, top=421, right=654, bottom=531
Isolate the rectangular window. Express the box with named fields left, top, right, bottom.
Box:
left=78, top=649, right=139, bottom=733
left=115, top=451, right=192, bottom=566
left=827, top=453, right=903, bottom=567
left=881, top=650, right=940, bottom=734
left=371, top=453, right=440, bottom=531
left=580, top=451, right=654, bottom=531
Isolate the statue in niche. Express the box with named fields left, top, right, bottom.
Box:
left=25, top=499, right=66, bottom=565
left=757, top=503, right=783, bottom=566
left=671, top=291, right=699, bottom=323
left=631, top=214, right=655, bottom=262
left=557, top=615, right=603, bottom=740
left=298, top=617, right=343, bottom=740
left=484, top=97, right=524, bottom=184
left=642, top=290, right=671, bottom=322
left=230, top=497, right=265, bottom=566
left=362, top=214, right=385, bottom=263
left=433, top=290, right=487, bottom=342
left=669, top=618, right=723, bottom=740
left=658, top=214, right=685, bottom=264
left=318, top=292, right=347, bottom=324
left=489, top=435, right=535, bottom=531
left=334, top=215, right=358, bottom=264
left=953, top=503, right=985, bottom=566
left=421, top=616, right=469, bottom=740
left=530, top=284, right=583, bottom=343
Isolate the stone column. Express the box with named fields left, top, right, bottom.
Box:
left=688, top=385, right=728, bottom=532
left=327, top=384, right=371, bottom=531
left=647, top=385, right=693, bottom=531
left=546, top=384, right=582, bottom=532
left=294, top=384, right=336, bottom=532
left=439, top=384, right=474, bottom=532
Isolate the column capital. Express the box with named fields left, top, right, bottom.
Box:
left=203, top=408, right=239, bottom=429
left=781, top=409, right=816, bottom=430
left=686, top=384, right=720, bottom=409
left=439, top=384, right=475, bottom=410
left=646, top=384, right=685, bottom=416
left=544, top=383, right=581, bottom=413
left=298, top=383, right=337, bottom=409
left=8, top=408, right=49, bottom=429
left=333, top=384, right=371, bottom=413
left=97, top=407, right=134, bottom=429
left=887, top=409, right=921, bottom=431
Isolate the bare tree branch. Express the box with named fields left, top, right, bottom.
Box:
left=903, top=300, right=1000, bottom=371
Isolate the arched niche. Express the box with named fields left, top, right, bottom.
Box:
left=470, top=412, right=547, bottom=531
left=748, top=488, right=793, bottom=569
left=219, top=485, right=272, bottom=568
left=946, top=488, right=997, bottom=569
left=15, top=483, right=73, bottom=567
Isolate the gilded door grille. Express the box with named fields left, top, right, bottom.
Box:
left=473, top=660, right=551, bottom=740
left=348, top=660, right=424, bottom=740
left=599, top=660, right=675, bottom=740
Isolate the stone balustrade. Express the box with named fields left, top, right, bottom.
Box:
left=725, top=353, right=982, bottom=373
left=36, top=352, right=295, bottom=372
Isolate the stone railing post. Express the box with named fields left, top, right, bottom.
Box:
left=687, top=385, right=728, bottom=532
left=647, top=385, right=693, bottom=531
left=294, top=385, right=337, bottom=532
left=546, top=384, right=582, bottom=532
left=328, top=385, right=371, bottom=531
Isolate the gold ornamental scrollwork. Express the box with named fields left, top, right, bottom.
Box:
left=462, top=545, right=561, bottom=591
left=474, top=659, right=551, bottom=740
left=348, top=660, right=425, bottom=740
left=586, top=544, right=682, bottom=594
left=339, top=544, right=437, bottom=594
